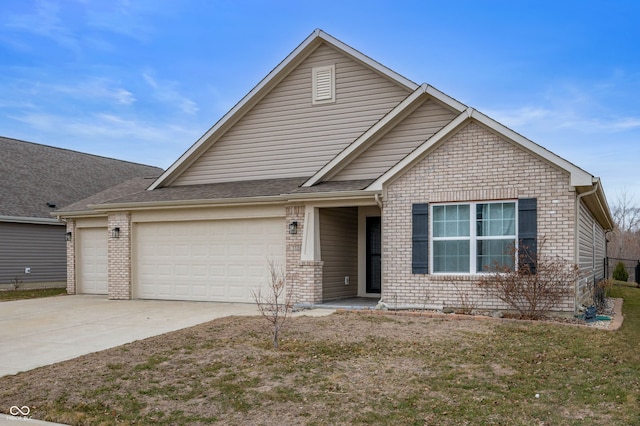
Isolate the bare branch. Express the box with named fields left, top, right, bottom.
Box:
left=251, top=260, right=293, bottom=350
left=478, top=237, right=578, bottom=319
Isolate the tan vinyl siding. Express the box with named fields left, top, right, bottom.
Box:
left=0, top=222, right=66, bottom=284
left=331, top=99, right=458, bottom=181
left=172, top=43, right=411, bottom=186
left=577, top=200, right=607, bottom=302
left=578, top=200, right=607, bottom=280
left=320, top=207, right=358, bottom=301
left=595, top=222, right=606, bottom=279
left=578, top=201, right=596, bottom=277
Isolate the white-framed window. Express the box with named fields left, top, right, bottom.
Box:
left=431, top=201, right=516, bottom=273
left=312, top=65, right=335, bottom=104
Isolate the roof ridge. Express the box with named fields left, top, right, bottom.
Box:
left=0, top=135, right=163, bottom=170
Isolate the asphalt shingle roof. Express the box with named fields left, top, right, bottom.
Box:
left=0, top=136, right=163, bottom=218
left=59, top=177, right=376, bottom=212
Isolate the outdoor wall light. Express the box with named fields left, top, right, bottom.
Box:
left=65, top=232, right=72, bottom=242
left=112, top=227, right=120, bottom=239
left=289, top=221, right=298, bottom=235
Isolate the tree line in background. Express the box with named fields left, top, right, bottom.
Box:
left=609, top=191, right=640, bottom=261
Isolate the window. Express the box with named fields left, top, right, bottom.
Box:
left=431, top=201, right=516, bottom=273
left=312, top=65, right=335, bottom=104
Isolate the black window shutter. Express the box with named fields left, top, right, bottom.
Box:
left=412, top=203, right=429, bottom=274
left=518, top=198, right=537, bottom=273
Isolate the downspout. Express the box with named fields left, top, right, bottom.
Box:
left=574, top=181, right=599, bottom=311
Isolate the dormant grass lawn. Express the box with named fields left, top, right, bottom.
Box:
left=0, top=285, right=638, bottom=425
left=0, top=287, right=66, bottom=301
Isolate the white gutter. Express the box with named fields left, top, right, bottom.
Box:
left=88, top=196, right=287, bottom=213
left=0, top=215, right=63, bottom=225
left=574, top=180, right=599, bottom=310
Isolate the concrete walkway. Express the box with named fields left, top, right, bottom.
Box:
left=0, top=295, right=261, bottom=378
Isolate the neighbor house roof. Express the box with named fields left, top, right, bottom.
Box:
left=0, top=136, right=163, bottom=223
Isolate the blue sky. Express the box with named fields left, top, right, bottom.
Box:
left=1, top=0, right=639, bottom=206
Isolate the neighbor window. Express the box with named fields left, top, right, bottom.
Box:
left=432, top=201, right=516, bottom=273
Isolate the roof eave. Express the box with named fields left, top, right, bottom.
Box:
left=578, top=178, right=614, bottom=230
left=0, top=215, right=63, bottom=225
left=87, top=195, right=289, bottom=213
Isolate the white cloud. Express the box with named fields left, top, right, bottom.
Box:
left=3, top=0, right=79, bottom=50
left=0, top=72, right=136, bottom=107
left=142, top=71, right=199, bottom=115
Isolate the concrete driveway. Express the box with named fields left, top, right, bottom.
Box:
left=0, top=295, right=264, bottom=378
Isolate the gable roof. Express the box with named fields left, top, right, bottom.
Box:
left=303, top=83, right=466, bottom=187
left=0, top=136, right=163, bottom=222
left=70, top=30, right=611, bottom=230
left=365, top=107, right=613, bottom=229
left=368, top=107, right=596, bottom=190
left=148, top=29, right=419, bottom=190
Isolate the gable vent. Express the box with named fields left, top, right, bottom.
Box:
left=312, top=65, right=335, bottom=104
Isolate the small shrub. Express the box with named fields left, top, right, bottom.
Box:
left=452, top=283, right=477, bottom=315
left=11, top=276, right=23, bottom=290
left=594, top=279, right=613, bottom=312
left=612, top=262, right=629, bottom=282
left=478, top=238, right=578, bottom=320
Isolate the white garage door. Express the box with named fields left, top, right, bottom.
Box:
left=135, top=218, right=285, bottom=302
left=77, top=228, right=108, bottom=294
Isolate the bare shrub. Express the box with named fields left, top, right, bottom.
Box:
left=251, top=260, right=293, bottom=350
left=452, top=283, right=478, bottom=315
left=478, top=238, right=578, bottom=320
left=594, top=279, right=614, bottom=313
left=11, top=276, right=23, bottom=291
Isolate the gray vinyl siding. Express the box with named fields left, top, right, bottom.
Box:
left=319, top=207, right=358, bottom=301
left=0, top=222, right=66, bottom=284
left=331, top=99, right=458, bottom=181
left=172, top=43, right=411, bottom=186
left=577, top=201, right=607, bottom=302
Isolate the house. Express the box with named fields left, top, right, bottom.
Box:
left=0, top=136, right=162, bottom=290
left=57, top=29, right=613, bottom=313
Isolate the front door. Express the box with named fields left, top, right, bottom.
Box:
left=366, top=216, right=381, bottom=293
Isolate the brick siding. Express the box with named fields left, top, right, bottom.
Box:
left=383, top=121, right=576, bottom=312
left=107, top=212, right=132, bottom=300
left=66, top=219, right=76, bottom=294
left=286, top=205, right=323, bottom=304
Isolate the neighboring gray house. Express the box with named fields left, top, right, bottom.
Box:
left=0, top=136, right=162, bottom=289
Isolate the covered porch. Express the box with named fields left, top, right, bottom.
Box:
left=287, top=201, right=382, bottom=306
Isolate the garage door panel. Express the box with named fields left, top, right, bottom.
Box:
left=78, top=228, right=108, bottom=295
left=135, top=218, right=284, bottom=302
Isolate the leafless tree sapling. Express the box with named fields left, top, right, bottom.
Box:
left=251, top=260, right=293, bottom=350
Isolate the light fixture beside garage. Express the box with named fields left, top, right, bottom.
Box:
left=111, top=227, right=120, bottom=239
left=289, top=221, right=298, bottom=234
left=65, top=232, right=72, bottom=241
